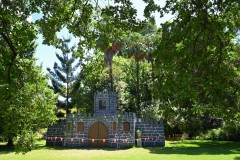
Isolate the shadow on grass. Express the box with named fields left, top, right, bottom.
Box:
left=146, top=141, right=240, bottom=155
left=0, top=140, right=126, bottom=155
left=34, top=143, right=130, bottom=152
left=34, top=140, right=240, bottom=156
left=0, top=145, right=14, bottom=155
left=1, top=140, right=240, bottom=156
left=34, top=138, right=130, bottom=151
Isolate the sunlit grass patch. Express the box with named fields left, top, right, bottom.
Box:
left=0, top=140, right=240, bottom=160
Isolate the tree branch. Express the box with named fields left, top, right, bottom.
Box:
left=1, top=32, right=18, bottom=85
left=193, top=28, right=203, bottom=57
left=1, top=32, right=18, bottom=63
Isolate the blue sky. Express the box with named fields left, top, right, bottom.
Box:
left=34, top=0, right=172, bottom=73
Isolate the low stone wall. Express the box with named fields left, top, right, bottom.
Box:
left=45, top=114, right=165, bottom=148
left=135, top=118, right=165, bottom=147
left=46, top=120, right=66, bottom=146
left=65, top=112, right=136, bottom=148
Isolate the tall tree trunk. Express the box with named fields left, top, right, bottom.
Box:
left=151, top=60, right=155, bottom=103
left=66, top=52, right=70, bottom=115
left=109, top=61, right=113, bottom=91
left=136, top=61, right=140, bottom=112
left=7, top=138, right=14, bottom=148
left=66, top=108, right=71, bottom=114
left=104, top=49, right=114, bottom=91
left=66, top=82, right=70, bottom=114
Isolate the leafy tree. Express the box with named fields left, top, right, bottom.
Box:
left=37, top=0, right=142, bottom=53
left=144, top=0, right=240, bottom=136
left=94, top=6, right=134, bottom=91
left=121, top=24, right=159, bottom=113
left=47, top=38, right=80, bottom=115
left=112, top=56, right=132, bottom=111
left=0, top=1, right=57, bottom=152
left=35, top=0, right=143, bottom=101
left=115, top=56, right=153, bottom=112
left=0, top=39, right=57, bottom=152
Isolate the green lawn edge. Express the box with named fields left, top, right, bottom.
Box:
left=0, top=140, right=240, bottom=160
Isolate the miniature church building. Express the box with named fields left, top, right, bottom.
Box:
left=46, top=90, right=165, bottom=148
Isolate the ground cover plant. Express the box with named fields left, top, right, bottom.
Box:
left=0, top=140, right=240, bottom=160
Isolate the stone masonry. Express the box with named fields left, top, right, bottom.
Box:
left=46, top=90, right=165, bottom=148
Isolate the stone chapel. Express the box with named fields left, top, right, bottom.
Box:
left=46, top=90, right=165, bottom=148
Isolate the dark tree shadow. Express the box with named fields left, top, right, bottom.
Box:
left=34, top=143, right=130, bottom=152
left=1, top=140, right=240, bottom=156
left=0, top=145, right=14, bottom=155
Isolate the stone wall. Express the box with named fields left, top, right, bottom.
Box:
left=64, top=112, right=136, bottom=148
left=109, top=112, right=136, bottom=148
left=46, top=120, right=66, bottom=146
left=94, top=90, right=117, bottom=114
left=46, top=115, right=165, bottom=148
left=46, top=90, right=165, bottom=148
left=135, top=118, right=165, bottom=147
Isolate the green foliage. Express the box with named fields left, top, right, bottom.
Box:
left=0, top=51, right=57, bottom=153
left=37, top=0, right=94, bottom=47
left=140, top=103, right=162, bottom=121
left=196, top=128, right=223, bottom=140
left=14, top=131, right=35, bottom=154
left=145, top=0, right=240, bottom=136
left=112, top=56, right=131, bottom=111
left=196, top=120, right=240, bottom=141
left=77, top=51, right=155, bottom=113
left=118, top=22, right=159, bottom=113
left=74, top=52, right=105, bottom=112
left=0, top=1, right=57, bottom=152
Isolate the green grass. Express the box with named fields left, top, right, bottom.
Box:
left=0, top=140, right=240, bottom=160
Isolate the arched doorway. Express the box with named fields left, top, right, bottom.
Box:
left=88, top=121, right=108, bottom=147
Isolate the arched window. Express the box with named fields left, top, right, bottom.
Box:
left=112, top=122, right=116, bottom=131
left=77, top=122, right=84, bottom=132
left=123, top=122, right=130, bottom=132
left=99, top=100, right=106, bottom=109
left=67, top=122, right=73, bottom=133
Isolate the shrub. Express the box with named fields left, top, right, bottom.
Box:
left=195, top=124, right=240, bottom=141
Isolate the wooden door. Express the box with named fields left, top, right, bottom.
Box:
left=88, top=121, right=108, bottom=147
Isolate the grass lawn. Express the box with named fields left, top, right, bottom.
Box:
left=0, top=140, right=240, bottom=160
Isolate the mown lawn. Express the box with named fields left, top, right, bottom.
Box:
left=0, top=140, right=240, bottom=160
